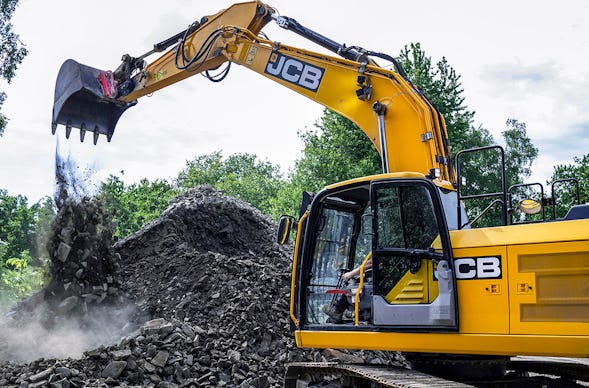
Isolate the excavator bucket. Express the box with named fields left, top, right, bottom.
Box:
left=52, top=59, right=136, bottom=144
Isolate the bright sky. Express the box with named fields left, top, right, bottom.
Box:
left=1, top=0, right=588, bottom=203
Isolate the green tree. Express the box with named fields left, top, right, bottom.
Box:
left=457, top=119, right=538, bottom=227
left=397, top=42, right=493, bottom=153
left=548, top=154, right=589, bottom=218
left=398, top=45, right=538, bottom=200
left=177, top=151, right=284, bottom=217
left=0, top=190, right=37, bottom=261
left=0, top=191, right=51, bottom=309
left=269, top=110, right=382, bottom=218
left=100, top=175, right=177, bottom=239
left=176, top=152, right=225, bottom=187
left=292, top=110, right=381, bottom=190
left=0, top=250, right=44, bottom=309
left=0, top=0, right=28, bottom=136
left=503, top=119, right=539, bottom=187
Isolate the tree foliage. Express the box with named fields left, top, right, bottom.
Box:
left=0, top=0, right=28, bottom=136
left=398, top=43, right=493, bottom=153
left=99, top=175, right=177, bottom=239
left=293, top=111, right=381, bottom=188
left=0, top=250, right=44, bottom=308
left=0, top=190, right=52, bottom=308
left=503, top=119, right=539, bottom=187
left=98, top=153, right=285, bottom=239
left=177, top=151, right=284, bottom=217
left=549, top=154, right=589, bottom=218
left=0, top=190, right=37, bottom=261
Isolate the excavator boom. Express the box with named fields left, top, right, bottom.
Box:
left=51, top=1, right=454, bottom=183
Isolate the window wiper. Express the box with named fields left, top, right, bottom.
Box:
left=406, top=248, right=443, bottom=259
left=378, top=247, right=441, bottom=260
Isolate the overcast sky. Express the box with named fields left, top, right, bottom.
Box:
left=1, top=0, right=588, bottom=203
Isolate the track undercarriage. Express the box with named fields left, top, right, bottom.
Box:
left=285, top=356, right=589, bottom=388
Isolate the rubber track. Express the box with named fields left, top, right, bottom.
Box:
left=285, top=362, right=473, bottom=387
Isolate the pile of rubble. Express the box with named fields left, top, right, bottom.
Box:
left=0, top=186, right=399, bottom=387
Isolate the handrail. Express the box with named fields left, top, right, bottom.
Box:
left=354, top=251, right=373, bottom=326
left=456, top=145, right=507, bottom=228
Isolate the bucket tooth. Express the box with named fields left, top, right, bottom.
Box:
left=93, top=127, right=99, bottom=145
left=80, top=124, right=86, bottom=142
left=51, top=122, right=57, bottom=135
left=65, top=122, right=72, bottom=139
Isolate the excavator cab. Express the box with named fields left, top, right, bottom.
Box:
left=52, top=59, right=136, bottom=144
left=288, top=174, right=458, bottom=330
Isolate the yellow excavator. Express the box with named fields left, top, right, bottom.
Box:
left=52, top=2, right=589, bottom=386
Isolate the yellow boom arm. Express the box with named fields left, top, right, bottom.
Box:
left=52, top=1, right=455, bottom=184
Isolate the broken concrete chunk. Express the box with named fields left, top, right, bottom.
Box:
left=101, top=360, right=127, bottom=378
left=30, top=380, right=49, bottom=388
left=110, top=349, right=132, bottom=360
left=60, top=226, right=73, bottom=241
left=49, top=377, right=70, bottom=388
left=54, top=366, right=72, bottom=377
left=150, top=350, right=170, bottom=367
left=56, top=242, right=71, bottom=262
left=180, top=323, right=195, bottom=339
left=28, top=366, right=54, bottom=382
left=143, top=361, right=156, bottom=373
left=228, top=349, right=241, bottom=361
left=92, top=285, right=104, bottom=294
left=142, top=318, right=174, bottom=336
left=56, top=296, right=79, bottom=314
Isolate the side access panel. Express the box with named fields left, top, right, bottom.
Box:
left=508, top=240, right=589, bottom=336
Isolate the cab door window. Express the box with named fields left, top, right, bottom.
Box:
left=375, top=185, right=440, bottom=250
left=373, top=184, right=447, bottom=303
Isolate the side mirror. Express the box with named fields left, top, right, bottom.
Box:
left=276, top=215, right=296, bottom=245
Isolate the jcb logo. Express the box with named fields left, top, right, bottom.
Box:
left=455, top=256, right=502, bottom=279
left=265, top=54, right=324, bottom=92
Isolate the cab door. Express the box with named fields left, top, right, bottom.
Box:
left=370, top=179, right=458, bottom=330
